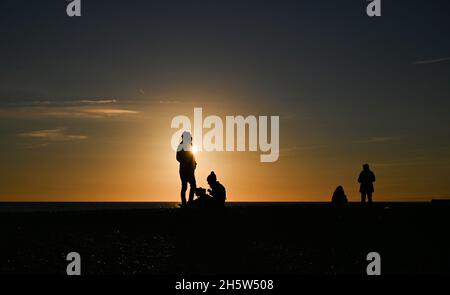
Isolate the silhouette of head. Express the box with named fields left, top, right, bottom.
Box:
left=181, top=131, right=192, bottom=144
left=363, top=163, right=370, bottom=171
left=335, top=185, right=344, bottom=194
left=207, top=171, right=217, bottom=185
left=178, top=131, right=193, bottom=151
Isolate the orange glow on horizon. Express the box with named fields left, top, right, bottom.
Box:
left=1, top=100, right=449, bottom=202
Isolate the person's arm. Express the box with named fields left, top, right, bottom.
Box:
left=208, top=187, right=217, bottom=198
left=222, top=186, right=226, bottom=200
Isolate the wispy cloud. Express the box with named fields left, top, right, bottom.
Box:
left=0, top=107, right=140, bottom=119
left=6, top=98, right=117, bottom=107
left=413, top=57, right=450, bottom=65
left=0, top=98, right=140, bottom=119
left=18, top=128, right=87, bottom=142
left=356, top=136, right=401, bottom=144
left=18, top=142, right=51, bottom=149
left=63, top=99, right=117, bottom=105
left=82, top=108, right=139, bottom=115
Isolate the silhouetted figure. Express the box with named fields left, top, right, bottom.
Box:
left=358, top=164, right=376, bottom=204
left=331, top=185, right=348, bottom=207
left=176, top=131, right=197, bottom=207
left=207, top=171, right=226, bottom=207
left=192, top=171, right=226, bottom=208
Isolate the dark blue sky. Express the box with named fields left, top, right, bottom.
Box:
left=1, top=0, right=449, bottom=102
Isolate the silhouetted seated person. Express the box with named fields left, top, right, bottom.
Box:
left=191, top=172, right=226, bottom=208
left=358, top=163, right=376, bottom=205
left=331, top=185, right=348, bottom=207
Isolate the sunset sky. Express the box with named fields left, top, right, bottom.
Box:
left=1, top=0, right=450, bottom=202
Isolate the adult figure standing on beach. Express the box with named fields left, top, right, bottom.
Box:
left=176, top=131, right=197, bottom=207
left=358, top=164, right=376, bottom=204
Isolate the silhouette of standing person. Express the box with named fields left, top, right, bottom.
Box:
left=176, top=131, right=197, bottom=207
left=358, top=164, right=376, bottom=204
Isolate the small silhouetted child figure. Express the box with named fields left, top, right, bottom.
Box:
left=358, top=164, right=376, bottom=204
left=207, top=172, right=226, bottom=207
left=331, top=186, right=348, bottom=207
left=176, top=131, right=197, bottom=207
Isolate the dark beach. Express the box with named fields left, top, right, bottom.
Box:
left=1, top=202, right=449, bottom=275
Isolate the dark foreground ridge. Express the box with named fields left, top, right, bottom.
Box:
left=1, top=202, right=449, bottom=274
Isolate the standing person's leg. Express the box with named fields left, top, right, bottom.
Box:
left=180, top=179, right=188, bottom=206
left=367, top=192, right=373, bottom=204
left=188, top=176, right=196, bottom=203
left=361, top=192, right=366, bottom=204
